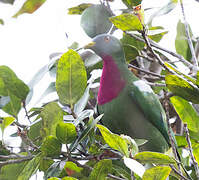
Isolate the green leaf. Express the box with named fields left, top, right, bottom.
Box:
left=197, top=71, right=199, bottom=87
left=40, top=102, right=63, bottom=138
left=28, top=119, right=42, bottom=146
left=13, top=0, right=47, bottom=18
left=56, top=49, right=87, bottom=107
left=175, top=20, right=193, bottom=61
left=110, top=13, right=143, bottom=31
left=0, top=66, right=29, bottom=100
left=122, top=0, right=142, bottom=7
left=148, top=31, right=168, bottom=43
left=62, top=177, right=78, bottom=180
left=89, top=159, right=112, bottom=180
left=165, top=74, right=199, bottom=104
left=0, top=160, right=27, bottom=179
left=56, top=122, right=77, bottom=144
left=134, top=152, right=175, bottom=164
left=44, top=162, right=62, bottom=179
left=48, top=178, right=59, bottom=180
left=41, top=135, right=62, bottom=157
left=80, top=4, right=112, bottom=38
left=142, top=166, right=171, bottom=180
left=68, top=3, right=93, bottom=15
left=18, top=153, right=43, bottom=180
left=123, top=157, right=145, bottom=178
left=2, top=93, right=21, bottom=116
left=0, top=19, right=4, bottom=25
left=121, top=33, right=145, bottom=51
left=97, top=124, right=129, bottom=157
left=0, top=116, right=15, bottom=135
left=39, top=158, right=54, bottom=172
left=0, top=0, right=15, bottom=4
left=170, top=96, right=199, bottom=132
left=64, top=161, right=83, bottom=174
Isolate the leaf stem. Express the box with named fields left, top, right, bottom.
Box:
left=180, top=0, right=198, bottom=69
left=184, top=123, right=199, bottom=179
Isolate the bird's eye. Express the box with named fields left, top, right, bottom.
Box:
left=104, top=36, right=110, bottom=42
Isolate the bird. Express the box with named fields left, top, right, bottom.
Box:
left=85, top=34, right=170, bottom=153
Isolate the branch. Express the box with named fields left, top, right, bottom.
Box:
left=180, top=0, right=198, bottom=68
left=126, top=32, right=196, bottom=70
left=0, top=156, right=33, bottom=167
left=128, top=64, right=165, bottom=79
left=184, top=124, right=199, bottom=179
left=68, top=157, right=125, bottom=180
left=163, top=91, right=182, bottom=176
left=170, top=165, right=190, bottom=180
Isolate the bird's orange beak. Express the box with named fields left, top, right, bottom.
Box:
left=84, top=41, right=96, bottom=49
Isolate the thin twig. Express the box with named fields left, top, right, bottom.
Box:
left=0, top=156, right=33, bottom=167
left=184, top=124, right=199, bottom=179
left=68, top=157, right=125, bottom=180
left=128, top=64, right=165, bottom=78
left=170, top=165, right=190, bottom=180
left=22, top=100, right=31, bottom=123
left=126, top=32, right=196, bottom=70
left=147, top=82, right=166, bottom=87
left=180, top=0, right=198, bottom=68
left=163, top=91, right=183, bottom=177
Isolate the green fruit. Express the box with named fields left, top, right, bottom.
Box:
left=80, top=4, right=112, bottom=38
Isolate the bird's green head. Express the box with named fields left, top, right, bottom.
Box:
left=85, top=34, right=125, bottom=61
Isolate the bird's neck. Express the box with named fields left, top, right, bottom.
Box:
left=98, top=55, right=126, bottom=105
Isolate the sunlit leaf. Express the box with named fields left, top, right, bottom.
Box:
left=142, top=166, right=171, bottom=180
left=165, top=74, right=199, bottom=104
left=171, top=96, right=199, bottom=132
left=40, top=102, right=63, bottom=138
left=0, top=160, right=27, bottom=179
left=0, top=66, right=29, bottom=100
left=148, top=31, right=168, bottom=43
left=64, top=161, right=83, bottom=176
left=110, top=13, right=143, bottom=31
left=56, top=49, right=87, bottom=107
left=0, top=116, right=15, bottom=135
left=41, top=136, right=62, bottom=157
left=124, top=157, right=145, bottom=178
left=18, top=153, right=43, bottom=180
left=122, top=0, right=142, bottom=8
left=68, top=3, right=93, bottom=15
left=134, top=151, right=175, bottom=164
left=97, top=124, right=129, bottom=156
left=56, top=122, right=77, bottom=144
left=13, top=0, right=47, bottom=18
left=89, top=159, right=112, bottom=180
left=175, top=20, right=193, bottom=61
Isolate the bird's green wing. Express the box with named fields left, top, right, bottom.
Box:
left=128, top=79, right=170, bottom=145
